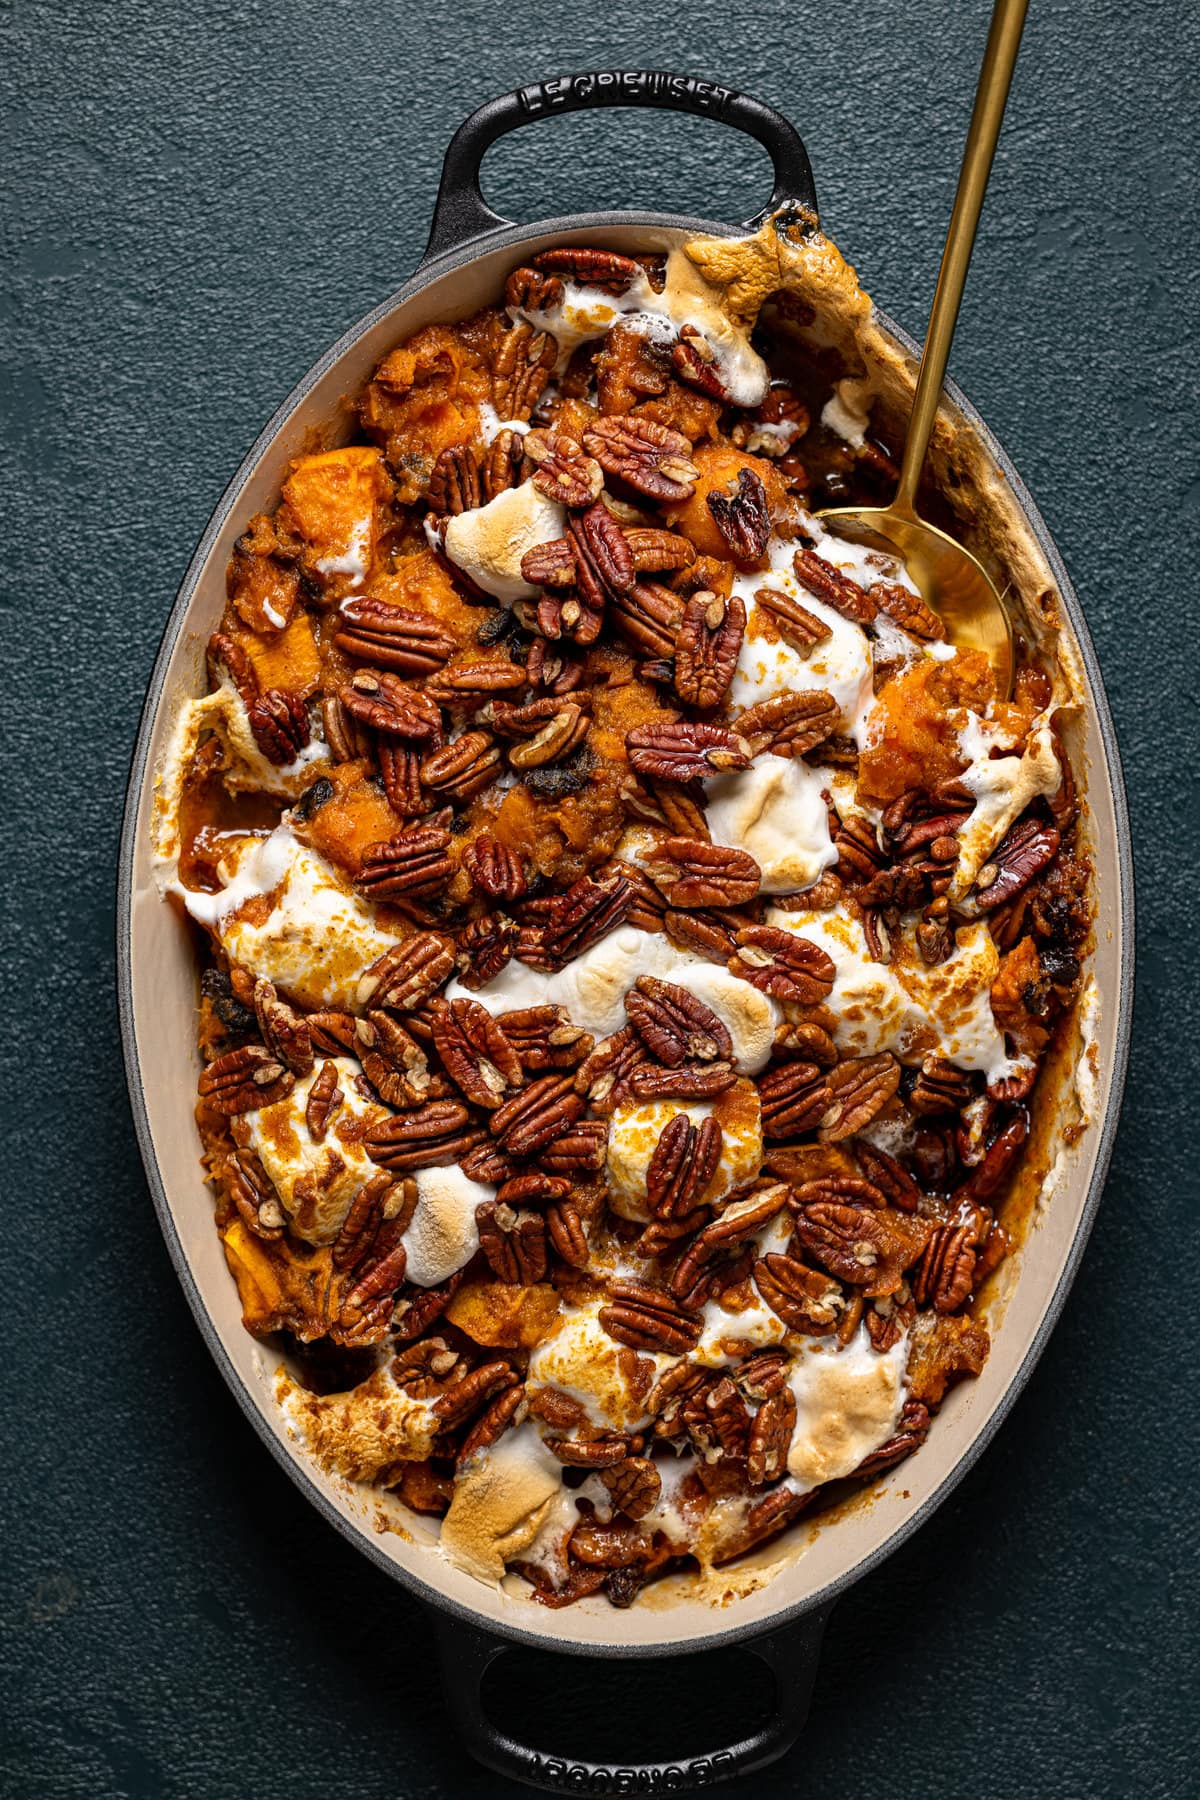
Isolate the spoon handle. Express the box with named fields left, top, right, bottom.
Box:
left=894, top=0, right=1029, bottom=513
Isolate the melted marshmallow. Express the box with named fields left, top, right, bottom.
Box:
left=520, top=248, right=769, bottom=406
left=705, top=753, right=837, bottom=893
left=785, top=1324, right=908, bottom=1490
left=174, top=826, right=395, bottom=1010
left=445, top=925, right=778, bottom=1070
left=404, top=1164, right=491, bottom=1287
left=238, top=1057, right=385, bottom=1245
left=441, top=480, right=565, bottom=604
left=440, top=1425, right=563, bottom=1585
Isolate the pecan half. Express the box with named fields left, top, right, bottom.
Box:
left=226, top=1149, right=285, bottom=1239
left=628, top=1061, right=736, bottom=1101
left=671, top=322, right=730, bottom=400
left=608, top=580, right=686, bottom=657
left=390, top=1271, right=465, bottom=1340
left=430, top=997, right=523, bottom=1109
left=646, top=1112, right=723, bottom=1218
left=364, top=1101, right=481, bottom=1171
left=531, top=246, right=641, bottom=293
left=735, top=690, right=839, bottom=759
left=426, top=657, right=527, bottom=705
left=252, top=977, right=313, bottom=1076
left=569, top=500, right=635, bottom=603
left=752, top=583, right=832, bottom=656
left=338, top=670, right=444, bottom=739
left=321, top=692, right=372, bottom=763
left=506, top=702, right=590, bottom=770
left=623, top=527, right=696, bottom=574
left=674, top=591, right=746, bottom=709
left=974, top=816, right=1061, bottom=912
left=547, top=1198, right=590, bottom=1266
left=791, top=1201, right=931, bottom=1297
left=573, top=1025, right=650, bottom=1113
left=792, top=546, right=876, bottom=624
left=955, top=1114, right=1028, bottom=1203
left=818, top=1054, right=902, bottom=1141
left=869, top=579, right=945, bottom=641
left=626, top=720, right=750, bottom=782
left=304, top=1060, right=343, bottom=1142
left=490, top=319, right=556, bottom=419
left=520, top=536, right=577, bottom=589
left=911, top=1223, right=978, bottom=1313
left=706, top=468, right=771, bottom=563
left=909, top=1055, right=975, bottom=1116
left=753, top=1254, right=841, bottom=1334
left=499, top=1004, right=593, bottom=1073
left=373, top=742, right=424, bottom=818
left=758, top=1062, right=829, bottom=1137
left=247, top=690, right=310, bottom=766
left=432, top=1359, right=518, bottom=1429
left=647, top=837, right=761, bottom=909
left=198, top=1045, right=294, bottom=1115
left=307, top=1010, right=358, bottom=1056
left=482, top=426, right=527, bottom=501
left=490, top=1073, right=584, bottom=1157
left=540, top=871, right=634, bottom=968
left=505, top=265, right=565, bottom=312
left=735, top=1347, right=791, bottom=1400
left=476, top=1200, right=547, bottom=1283
left=599, top=1456, right=662, bottom=1520
left=427, top=443, right=481, bottom=515
left=458, top=1382, right=527, bottom=1465
left=334, top=1171, right=414, bottom=1270
left=524, top=428, right=604, bottom=508
left=626, top=976, right=733, bottom=1066
left=453, top=914, right=519, bottom=993
left=853, top=1142, right=921, bottom=1212
left=462, top=834, right=526, bottom=902
left=747, top=1387, right=797, bottom=1485
left=357, top=826, right=454, bottom=900
left=357, top=934, right=456, bottom=1011
left=417, top=733, right=499, bottom=802
left=599, top=1281, right=702, bottom=1354
left=582, top=416, right=699, bottom=504
left=728, top=926, right=836, bottom=1004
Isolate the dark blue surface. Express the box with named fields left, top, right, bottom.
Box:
left=2, top=3, right=1197, bottom=1795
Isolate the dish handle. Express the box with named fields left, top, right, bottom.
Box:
left=423, top=68, right=818, bottom=262
left=430, top=1604, right=832, bottom=1791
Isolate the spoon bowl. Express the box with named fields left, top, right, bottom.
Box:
left=817, top=502, right=1014, bottom=694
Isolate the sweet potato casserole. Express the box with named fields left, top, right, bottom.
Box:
left=154, top=219, right=1092, bottom=1607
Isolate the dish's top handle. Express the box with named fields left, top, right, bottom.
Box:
left=424, top=69, right=819, bottom=262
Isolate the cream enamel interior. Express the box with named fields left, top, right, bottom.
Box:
left=123, top=220, right=1129, bottom=1655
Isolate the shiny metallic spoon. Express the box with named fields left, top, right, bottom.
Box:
left=818, top=0, right=1028, bottom=696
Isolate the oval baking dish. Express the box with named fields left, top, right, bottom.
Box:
left=118, top=70, right=1133, bottom=1789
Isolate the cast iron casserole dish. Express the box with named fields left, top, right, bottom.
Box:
left=117, top=71, right=1133, bottom=1790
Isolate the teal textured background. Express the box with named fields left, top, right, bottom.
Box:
left=2, top=1, right=1197, bottom=1794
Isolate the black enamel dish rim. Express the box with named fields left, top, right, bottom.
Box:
left=117, top=194, right=1134, bottom=1663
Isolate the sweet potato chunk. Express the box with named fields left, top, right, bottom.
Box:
left=278, top=445, right=392, bottom=592
left=234, top=610, right=322, bottom=698
left=667, top=444, right=788, bottom=562
left=220, top=1217, right=340, bottom=1341
left=295, top=760, right=405, bottom=875
left=857, top=651, right=997, bottom=806
left=990, top=935, right=1051, bottom=1055
left=905, top=1310, right=990, bottom=1407
left=360, top=324, right=490, bottom=503
left=446, top=1280, right=561, bottom=1349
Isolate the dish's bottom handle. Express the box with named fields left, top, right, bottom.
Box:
left=430, top=1604, right=832, bottom=1792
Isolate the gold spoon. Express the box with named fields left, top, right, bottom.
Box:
left=818, top=0, right=1028, bottom=696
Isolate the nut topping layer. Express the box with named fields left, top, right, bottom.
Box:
left=161, top=220, right=1091, bottom=1613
